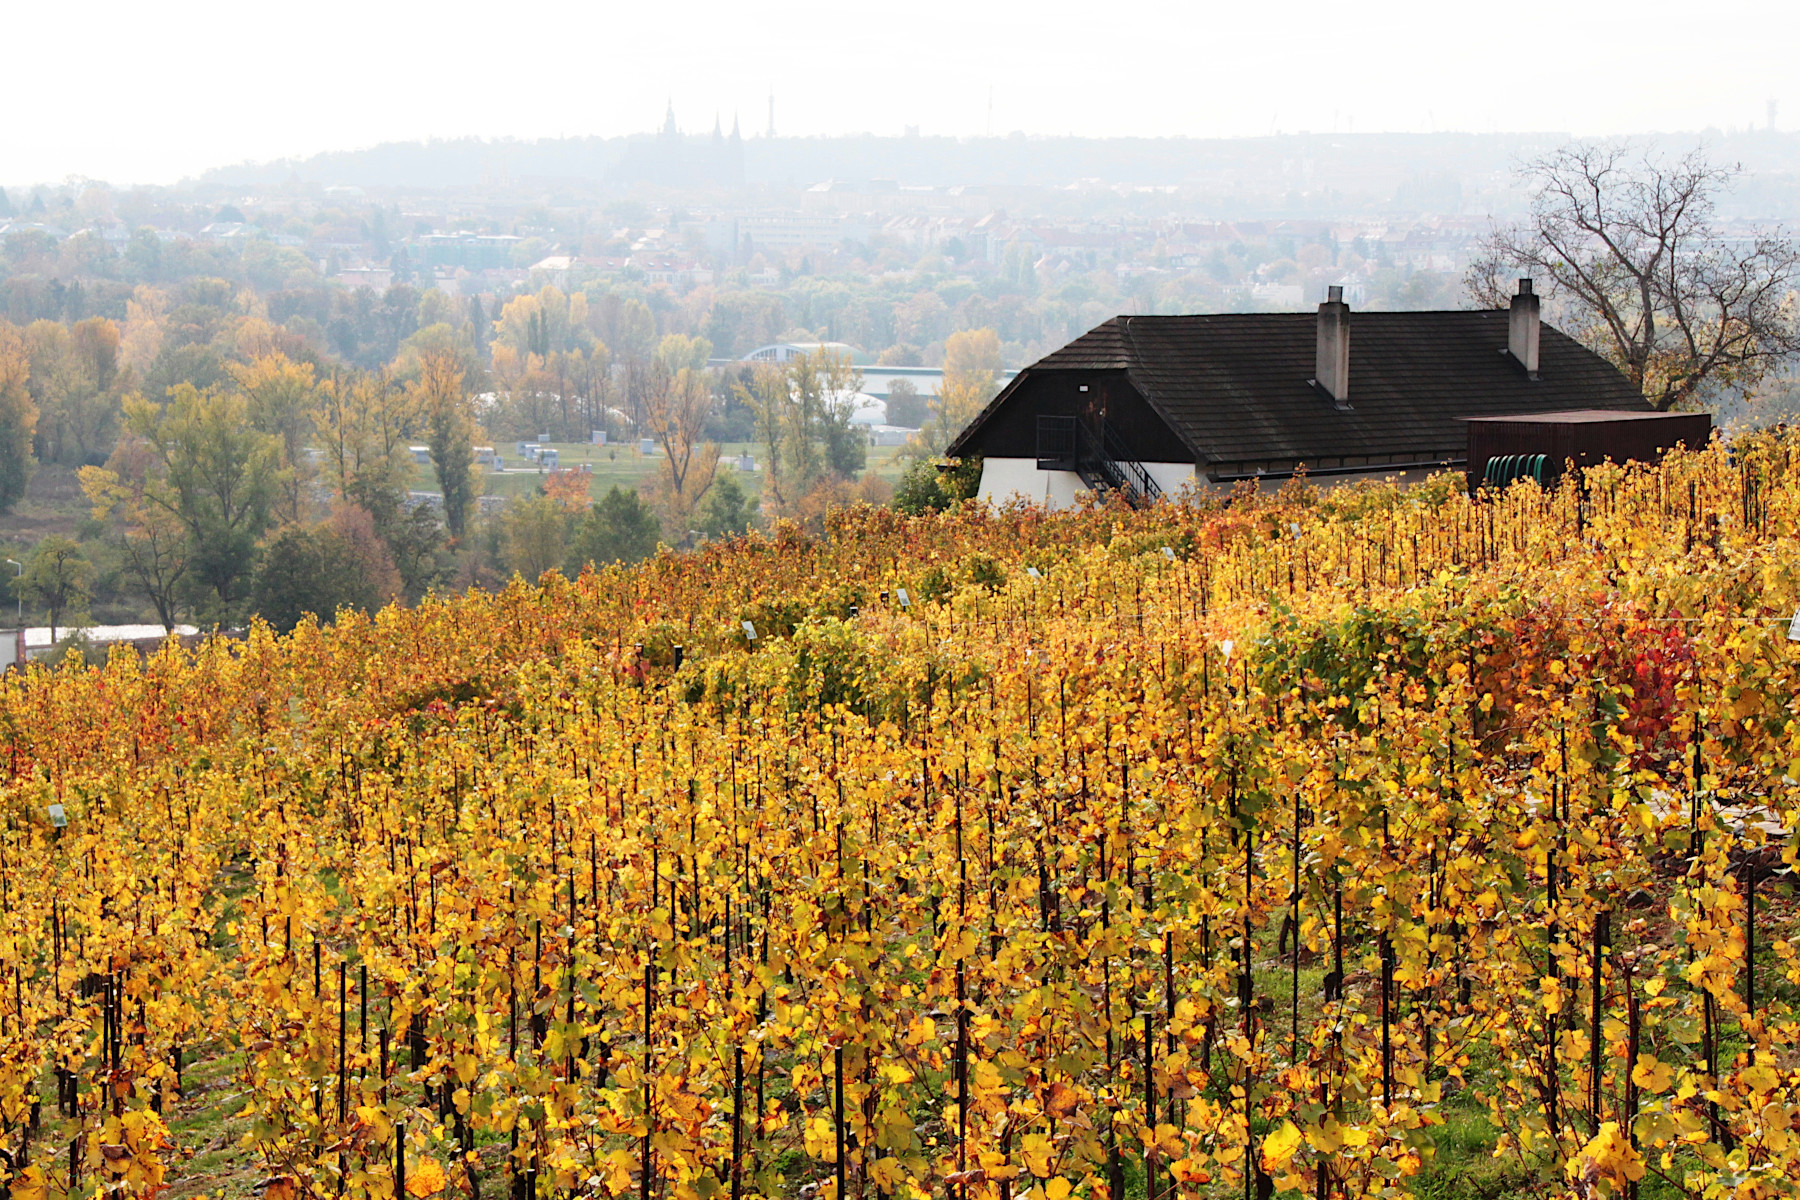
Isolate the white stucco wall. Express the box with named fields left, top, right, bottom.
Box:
left=977, top=458, right=1197, bottom=510
left=1141, top=461, right=1199, bottom=498
left=977, top=458, right=1085, bottom=508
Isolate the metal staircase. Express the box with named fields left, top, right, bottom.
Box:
left=1078, top=418, right=1162, bottom=507
left=1035, top=414, right=1162, bottom=507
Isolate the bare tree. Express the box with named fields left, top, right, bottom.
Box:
left=642, top=363, right=718, bottom=529
left=1468, top=142, right=1800, bottom=410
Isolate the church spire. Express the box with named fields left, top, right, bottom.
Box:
left=662, top=99, right=678, bottom=138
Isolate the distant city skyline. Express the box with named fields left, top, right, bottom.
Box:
left=4, top=0, right=1796, bottom=186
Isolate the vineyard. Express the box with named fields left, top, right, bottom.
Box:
left=2, top=440, right=1800, bottom=1200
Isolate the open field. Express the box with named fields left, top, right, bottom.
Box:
left=0, top=438, right=1797, bottom=1200
left=465, top=443, right=912, bottom=502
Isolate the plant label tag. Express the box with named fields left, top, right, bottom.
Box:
left=1161, top=546, right=1175, bottom=560
left=1026, top=566, right=1042, bottom=578
left=1788, top=607, right=1800, bottom=642
left=742, top=621, right=757, bottom=641
left=897, top=589, right=911, bottom=608
left=47, top=803, right=66, bottom=828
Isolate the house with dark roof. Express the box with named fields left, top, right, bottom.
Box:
left=946, top=281, right=1653, bottom=507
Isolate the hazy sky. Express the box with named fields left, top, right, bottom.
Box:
left=7, top=0, right=1797, bottom=186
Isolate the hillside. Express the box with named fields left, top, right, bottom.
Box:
left=0, top=442, right=1796, bottom=1200
left=188, top=129, right=1800, bottom=220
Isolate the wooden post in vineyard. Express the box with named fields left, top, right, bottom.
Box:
left=1625, top=982, right=1640, bottom=1200
left=567, top=873, right=578, bottom=1081
left=1142, top=1009, right=1155, bottom=1200
left=1588, top=912, right=1606, bottom=1135
left=731, top=1042, right=744, bottom=1200
left=956, top=958, right=969, bottom=1199
left=1743, top=858, right=1757, bottom=1065
left=1380, top=933, right=1394, bottom=1109
left=1290, top=784, right=1301, bottom=1062
left=642, top=955, right=654, bottom=1200
left=834, top=1044, right=846, bottom=1200
left=336, top=958, right=347, bottom=1198
left=394, top=1121, right=406, bottom=1200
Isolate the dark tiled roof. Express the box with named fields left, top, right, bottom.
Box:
left=949, top=310, right=1651, bottom=466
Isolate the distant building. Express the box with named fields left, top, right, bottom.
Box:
left=613, top=104, right=745, bottom=189
left=336, top=267, right=394, bottom=291
left=0, top=221, right=68, bottom=245
left=705, top=215, right=872, bottom=256
left=1, top=624, right=201, bottom=671
left=412, top=233, right=523, bottom=270
left=740, top=341, right=868, bottom=365
left=529, top=255, right=576, bottom=288
left=631, top=257, right=713, bottom=288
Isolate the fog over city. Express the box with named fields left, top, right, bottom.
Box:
left=6, top=0, right=1798, bottom=186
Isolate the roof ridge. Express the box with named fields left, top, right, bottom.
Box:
left=1110, top=308, right=1507, bottom=319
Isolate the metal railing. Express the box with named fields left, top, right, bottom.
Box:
left=1070, top=419, right=1161, bottom=507
left=1035, top=413, right=1164, bottom=508
left=1035, top=415, right=1077, bottom=471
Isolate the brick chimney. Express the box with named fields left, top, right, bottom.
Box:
left=1313, top=285, right=1350, bottom=408
left=1508, top=278, right=1540, bottom=378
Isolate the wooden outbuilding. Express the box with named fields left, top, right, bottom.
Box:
left=1464, top=409, right=1712, bottom=490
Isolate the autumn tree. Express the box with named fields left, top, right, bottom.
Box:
left=412, top=349, right=477, bottom=539
left=249, top=507, right=402, bottom=632
left=910, top=328, right=1001, bottom=456
left=738, top=363, right=796, bottom=507
left=943, top=326, right=1003, bottom=382
left=0, top=321, right=38, bottom=511
left=488, top=344, right=610, bottom=442
left=312, top=371, right=449, bottom=600
left=229, top=352, right=319, bottom=521
left=643, top=359, right=719, bottom=530
left=504, top=494, right=570, bottom=581
left=735, top=348, right=864, bottom=510
left=26, top=317, right=127, bottom=466
left=654, top=334, right=712, bottom=376
left=1468, top=142, right=1800, bottom=409
left=20, top=535, right=92, bottom=639
left=80, top=436, right=192, bottom=631
left=566, top=486, right=660, bottom=569
left=697, top=470, right=758, bottom=538
left=314, top=372, right=413, bottom=529
left=804, top=349, right=867, bottom=478
left=542, top=468, right=593, bottom=512
left=884, top=378, right=926, bottom=429
left=120, top=286, right=168, bottom=374
left=493, top=286, right=590, bottom=361
left=591, top=295, right=657, bottom=365
left=123, top=384, right=283, bottom=619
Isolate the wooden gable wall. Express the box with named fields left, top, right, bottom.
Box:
left=964, top=370, right=1193, bottom=462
